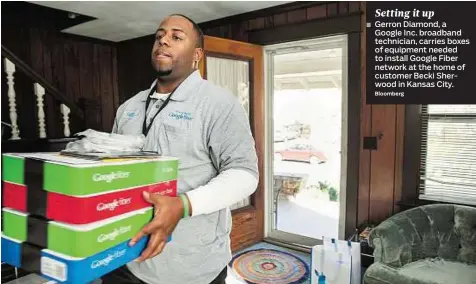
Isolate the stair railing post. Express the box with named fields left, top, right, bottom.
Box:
left=60, top=104, right=71, bottom=137
left=34, top=83, right=47, bottom=138
left=4, top=58, right=20, bottom=139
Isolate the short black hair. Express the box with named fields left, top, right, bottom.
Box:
left=169, top=14, right=204, bottom=48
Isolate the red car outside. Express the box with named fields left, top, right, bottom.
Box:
left=274, top=143, right=327, bottom=164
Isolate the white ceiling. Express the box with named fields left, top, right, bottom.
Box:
left=28, top=1, right=291, bottom=42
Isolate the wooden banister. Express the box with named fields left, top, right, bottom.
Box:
left=1, top=44, right=84, bottom=119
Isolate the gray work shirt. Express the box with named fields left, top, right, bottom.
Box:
left=112, top=70, right=258, bottom=284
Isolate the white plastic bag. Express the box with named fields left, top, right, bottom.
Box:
left=311, top=238, right=361, bottom=284
left=64, top=129, right=146, bottom=153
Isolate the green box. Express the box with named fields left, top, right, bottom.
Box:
left=2, top=152, right=178, bottom=196
left=2, top=207, right=154, bottom=258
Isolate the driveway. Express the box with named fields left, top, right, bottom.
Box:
left=273, top=159, right=341, bottom=239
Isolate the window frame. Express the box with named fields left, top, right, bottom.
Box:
left=401, top=105, right=476, bottom=208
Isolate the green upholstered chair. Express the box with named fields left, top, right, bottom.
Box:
left=363, top=204, right=476, bottom=284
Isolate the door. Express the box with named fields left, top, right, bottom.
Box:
left=265, top=35, right=349, bottom=247
left=199, top=36, right=265, bottom=252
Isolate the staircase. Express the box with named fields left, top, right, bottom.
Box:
left=1, top=45, right=100, bottom=282
left=1, top=44, right=99, bottom=152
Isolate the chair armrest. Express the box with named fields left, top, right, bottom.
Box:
left=369, top=220, right=414, bottom=268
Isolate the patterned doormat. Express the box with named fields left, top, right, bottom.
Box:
left=230, top=248, right=310, bottom=284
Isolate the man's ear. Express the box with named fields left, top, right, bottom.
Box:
left=194, top=48, right=204, bottom=64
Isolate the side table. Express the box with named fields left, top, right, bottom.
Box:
left=348, top=229, right=375, bottom=268
left=360, top=240, right=375, bottom=268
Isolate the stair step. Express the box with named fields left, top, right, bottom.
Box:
left=1, top=262, right=29, bottom=282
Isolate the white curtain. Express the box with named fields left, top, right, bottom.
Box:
left=207, top=56, right=251, bottom=210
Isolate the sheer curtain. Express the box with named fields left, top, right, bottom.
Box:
left=206, top=56, right=251, bottom=210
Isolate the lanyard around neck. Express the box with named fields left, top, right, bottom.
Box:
left=142, top=83, right=177, bottom=137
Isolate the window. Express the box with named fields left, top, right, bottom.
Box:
left=419, top=105, right=476, bottom=205
left=206, top=56, right=251, bottom=211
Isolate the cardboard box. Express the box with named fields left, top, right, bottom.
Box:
left=3, top=180, right=177, bottom=224
left=2, top=207, right=153, bottom=258
left=2, top=152, right=178, bottom=196
left=1, top=151, right=176, bottom=282
left=2, top=235, right=148, bottom=284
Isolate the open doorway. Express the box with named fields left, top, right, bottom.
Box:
left=265, top=35, right=348, bottom=246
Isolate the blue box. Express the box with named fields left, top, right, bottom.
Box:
left=1, top=235, right=149, bottom=283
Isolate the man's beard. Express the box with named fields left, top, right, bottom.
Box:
left=156, top=68, right=173, bottom=77
left=151, top=59, right=173, bottom=77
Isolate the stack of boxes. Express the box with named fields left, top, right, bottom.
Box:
left=1, top=152, right=179, bottom=283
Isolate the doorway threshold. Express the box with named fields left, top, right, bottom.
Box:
left=263, top=237, right=312, bottom=254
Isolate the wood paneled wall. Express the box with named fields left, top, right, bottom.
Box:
left=200, top=1, right=362, bottom=42
left=117, top=36, right=157, bottom=106
left=358, top=104, right=405, bottom=226
left=1, top=23, right=119, bottom=137
left=357, top=3, right=405, bottom=226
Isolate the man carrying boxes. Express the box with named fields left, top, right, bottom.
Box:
left=101, top=14, right=259, bottom=284
left=2, top=12, right=259, bottom=284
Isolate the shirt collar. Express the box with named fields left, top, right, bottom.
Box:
left=141, top=70, right=202, bottom=102
left=150, top=92, right=170, bottom=100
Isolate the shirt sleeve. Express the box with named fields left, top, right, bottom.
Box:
left=186, top=169, right=258, bottom=216
left=207, top=96, right=259, bottom=178
left=186, top=94, right=259, bottom=216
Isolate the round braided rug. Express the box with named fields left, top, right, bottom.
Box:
left=230, top=249, right=309, bottom=284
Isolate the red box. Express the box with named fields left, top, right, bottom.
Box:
left=2, top=180, right=177, bottom=224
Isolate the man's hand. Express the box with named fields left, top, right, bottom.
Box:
left=129, top=191, right=184, bottom=262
